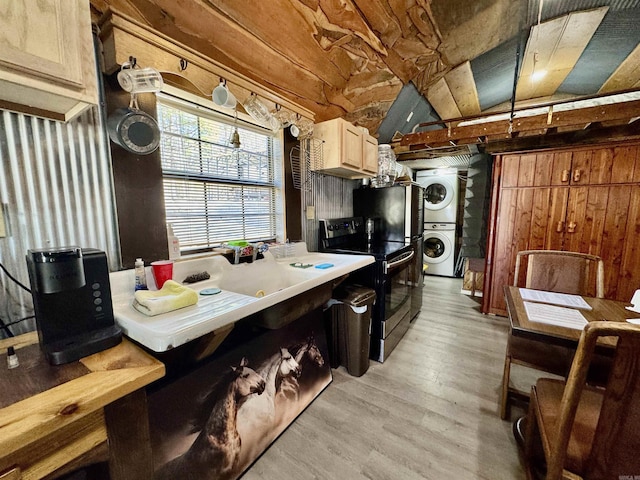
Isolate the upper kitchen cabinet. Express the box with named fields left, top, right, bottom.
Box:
left=313, top=118, right=378, bottom=179
left=501, top=146, right=640, bottom=188
left=0, top=0, right=98, bottom=122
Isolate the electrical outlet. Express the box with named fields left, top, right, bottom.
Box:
left=0, top=205, right=6, bottom=238
left=306, top=205, right=315, bottom=220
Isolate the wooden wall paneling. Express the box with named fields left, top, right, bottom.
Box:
left=533, top=153, right=554, bottom=186
left=633, top=146, right=640, bottom=183
left=482, top=156, right=503, bottom=314
left=489, top=187, right=537, bottom=314
left=501, top=155, right=521, bottom=188
left=570, top=149, right=593, bottom=185
left=546, top=187, right=569, bottom=251
left=600, top=185, right=632, bottom=299
left=588, top=147, right=614, bottom=184
left=619, top=186, right=640, bottom=302
left=564, top=186, right=589, bottom=253
left=551, top=151, right=573, bottom=185
left=517, top=154, right=537, bottom=186
left=515, top=188, right=535, bottom=257
left=530, top=188, right=553, bottom=249
left=488, top=188, right=518, bottom=314
left=611, top=145, right=638, bottom=184
left=572, top=186, right=608, bottom=255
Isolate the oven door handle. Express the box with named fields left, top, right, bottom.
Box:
left=384, top=250, right=415, bottom=274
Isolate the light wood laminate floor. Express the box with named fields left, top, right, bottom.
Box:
left=243, top=276, right=526, bottom=480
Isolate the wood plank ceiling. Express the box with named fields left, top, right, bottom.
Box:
left=90, top=0, right=640, bottom=153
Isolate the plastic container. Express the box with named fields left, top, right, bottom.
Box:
left=328, top=285, right=377, bottom=377
left=167, top=224, right=181, bottom=260
left=134, top=258, right=148, bottom=291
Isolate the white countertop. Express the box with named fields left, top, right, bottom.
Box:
left=109, top=243, right=374, bottom=352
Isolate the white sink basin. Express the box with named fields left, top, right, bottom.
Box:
left=109, top=243, right=374, bottom=352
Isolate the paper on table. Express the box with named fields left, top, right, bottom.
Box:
left=519, top=288, right=592, bottom=310
left=524, top=301, right=588, bottom=330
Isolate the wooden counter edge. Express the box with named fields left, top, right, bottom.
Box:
left=0, top=338, right=164, bottom=458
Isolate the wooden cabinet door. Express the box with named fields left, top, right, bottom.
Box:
left=564, top=186, right=608, bottom=254
left=362, top=134, right=378, bottom=174
left=0, top=0, right=84, bottom=87
left=569, top=146, right=638, bottom=185
left=487, top=186, right=565, bottom=314
left=598, top=185, right=634, bottom=300
left=619, top=185, right=640, bottom=302
left=502, top=152, right=572, bottom=188
left=342, top=122, right=363, bottom=169
left=0, top=0, right=97, bottom=121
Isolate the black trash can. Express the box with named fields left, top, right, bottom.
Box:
left=329, top=285, right=376, bottom=377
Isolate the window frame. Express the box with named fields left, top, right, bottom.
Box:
left=156, top=88, right=285, bottom=254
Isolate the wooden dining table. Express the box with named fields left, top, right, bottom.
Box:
left=504, top=285, right=640, bottom=349
left=504, top=285, right=640, bottom=435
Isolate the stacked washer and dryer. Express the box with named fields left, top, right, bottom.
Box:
left=416, top=168, right=459, bottom=277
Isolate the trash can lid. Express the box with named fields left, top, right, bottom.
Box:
left=333, top=284, right=376, bottom=307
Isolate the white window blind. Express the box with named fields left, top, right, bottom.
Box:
left=157, top=96, right=278, bottom=251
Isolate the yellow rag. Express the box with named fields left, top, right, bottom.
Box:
left=132, top=280, right=198, bottom=316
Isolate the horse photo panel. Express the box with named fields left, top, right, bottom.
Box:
left=149, top=311, right=332, bottom=480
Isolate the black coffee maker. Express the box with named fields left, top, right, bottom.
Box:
left=26, top=247, right=122, bottom=365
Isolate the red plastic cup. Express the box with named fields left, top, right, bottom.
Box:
left=151, top=260, right=174, bottom=289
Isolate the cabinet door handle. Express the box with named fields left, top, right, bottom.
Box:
left=567, top=221, right=577, bottom=233
left=561, top=169, right=570, bottom=182
left=556, top=221, right=565, bottom=233
left=572, top=169, right=582, bottom=182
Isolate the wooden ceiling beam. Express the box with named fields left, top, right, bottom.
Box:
left=401, top=99, right=640, bottom=148
left=483, top=120, right=640, bottom=154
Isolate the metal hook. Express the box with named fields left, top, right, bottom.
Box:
left=128, top=56, right=137, bottom=68
left=179, top=58, right=188, bottom=71
left=219, top=77, right=227, bottom=86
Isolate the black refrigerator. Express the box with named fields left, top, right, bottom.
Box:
left=353, top=183, right=424, bottom=320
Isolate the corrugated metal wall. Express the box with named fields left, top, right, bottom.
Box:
left=301, top=171, right=359, bottom=252
left=0, top=107, right=120, bottom=337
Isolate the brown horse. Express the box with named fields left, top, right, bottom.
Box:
left=154, top=357, right=265, bottom=480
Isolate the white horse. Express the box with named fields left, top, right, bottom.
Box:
left=154, top=357, right=265, bottom=480
left=235, top=347, right=300, bottom=465
left=277, top=335, right=325, bottom=403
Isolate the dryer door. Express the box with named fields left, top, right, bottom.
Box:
left=423, top=231, right=453, bottom=265
left=422, top=177, right=454, bottom=211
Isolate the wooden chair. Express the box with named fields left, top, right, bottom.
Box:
left=524, top=321, right=640, bottom=480
left=500, top=250, right=605, bottom=420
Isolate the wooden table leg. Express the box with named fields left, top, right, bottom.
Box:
left=104, top=389, right=154, bottom=480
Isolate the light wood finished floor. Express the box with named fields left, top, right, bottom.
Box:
left=243, top=276, right=526, bottom=480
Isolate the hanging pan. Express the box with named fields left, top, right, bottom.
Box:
left=107, top=94, right=160, bottom=155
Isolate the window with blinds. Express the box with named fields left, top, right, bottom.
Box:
left=157, top=96, right=279, bottom=251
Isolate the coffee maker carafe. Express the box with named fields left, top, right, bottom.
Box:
left=26, top=247, right=122, bottom=365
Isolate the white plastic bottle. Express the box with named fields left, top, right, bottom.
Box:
left=167, top=224, right=181, bottom=260
left=134, top=258, right=148, bottom=291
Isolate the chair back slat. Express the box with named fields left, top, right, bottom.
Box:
left=585, top=334, right=640, bottom=479
left=546, top=323, right=640, bottom=479
left=513, top=250, right=604, bottom=298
